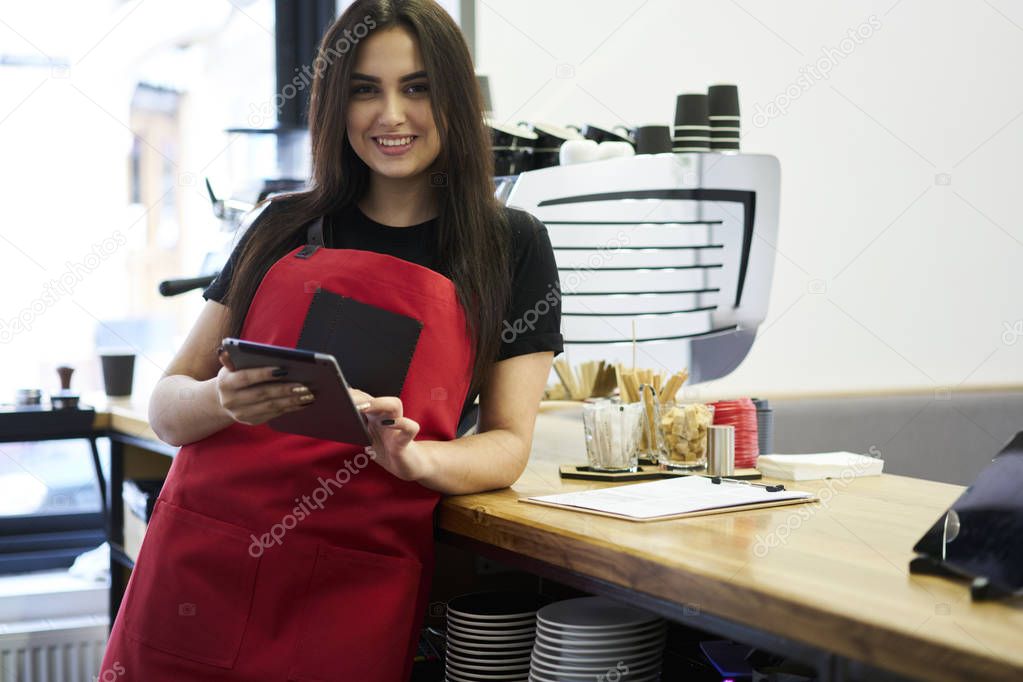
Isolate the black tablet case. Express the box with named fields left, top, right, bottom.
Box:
left=911, top=431, right=1023, bottom=599
left=297, top=289, right=423, bottom=399
left=223, top=338, right=372, bottom=445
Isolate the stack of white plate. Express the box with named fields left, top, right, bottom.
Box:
left=530, top=597, right=666, bottom=681
left=445, top=592, right=548, bottom=682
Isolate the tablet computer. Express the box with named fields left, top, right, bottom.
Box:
left=222, top=337, right=371, bottom=446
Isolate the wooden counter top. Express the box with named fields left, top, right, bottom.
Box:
left=85, top=390, right=161, bottom=443
left=91, top=395, right=1022, bottom=681
left=438, top=403, right=1023, bottom=682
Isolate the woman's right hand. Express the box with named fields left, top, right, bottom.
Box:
left=214, top=348, right=314, bottom=425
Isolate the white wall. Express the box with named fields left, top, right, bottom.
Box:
left=2, top=0, right=1019, bottom=400
left=477, top=0, right=1023, bottom=396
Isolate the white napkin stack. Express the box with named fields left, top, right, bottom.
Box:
left=756, top=452, right=884, bottom=481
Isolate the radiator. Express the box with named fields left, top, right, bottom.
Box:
left=0, top=617, right=108, bottom=682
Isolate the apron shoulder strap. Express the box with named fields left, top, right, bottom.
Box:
left=296, top=216, right=326, bottom=259
left=306, top=216, right=325, bottom=246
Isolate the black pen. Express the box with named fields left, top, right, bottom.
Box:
left=709, top=475, right=785, bottom=492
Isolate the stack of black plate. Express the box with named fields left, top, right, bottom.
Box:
left=444, top=592, right=547, bottom=682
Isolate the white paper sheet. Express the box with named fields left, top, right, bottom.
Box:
left=525, top=475, right=814, bottom=520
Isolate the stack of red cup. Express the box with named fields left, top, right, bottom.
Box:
left=710, top=398, right=760, bottom=469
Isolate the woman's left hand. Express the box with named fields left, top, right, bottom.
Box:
left=349, top=389, right=432, bottom=482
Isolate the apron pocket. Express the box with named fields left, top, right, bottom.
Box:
left=286, top=543, right=422, bottom=682
left=124, top=499, right=260, bottom=669
left=297, top=289, right=422, bottom=399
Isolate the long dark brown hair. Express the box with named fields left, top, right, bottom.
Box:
left=221, top=0, right=511, bottom=399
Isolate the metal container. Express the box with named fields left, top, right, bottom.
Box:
left=752, top=397, right=774, bottom=455
left=15, top=388, right=42, bottom=406
left=706, top=424, right=736, bottom=476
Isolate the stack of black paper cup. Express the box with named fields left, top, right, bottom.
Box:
left=634, top=125, right=672, bottom=154
left=672, top=93, right=710, bottom=152
left=751, top=398, right=773, bottom=455
left=707, top=84, right=740, bottom=152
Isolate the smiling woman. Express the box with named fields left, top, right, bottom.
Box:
left=214, top=0, right=516, bottom=398
left=345, top=29, right=444, bottom=223
left=100, top=1, right=562, bottom=680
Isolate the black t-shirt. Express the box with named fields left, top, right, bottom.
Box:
left=203, top=202, right=563, bottom=418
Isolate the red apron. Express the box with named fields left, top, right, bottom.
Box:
left=101, top=217, right=474, bottom=681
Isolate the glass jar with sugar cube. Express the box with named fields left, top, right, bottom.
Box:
left=638, top=385, right=714, bottom=470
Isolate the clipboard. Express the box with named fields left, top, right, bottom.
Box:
left=558, top=464, right=763, bottom=481
left=521, top=475, right=818, bottom=523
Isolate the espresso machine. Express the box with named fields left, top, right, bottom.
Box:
left=496, top=150, right=780, bottom=385
left=156, top=129, right=307, bottom=298
left=159, top=2, right=331, bottom=298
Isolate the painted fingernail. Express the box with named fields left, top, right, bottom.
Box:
left=272, top=367, right=288, bottom=377
left=356, top=402, right=371, bottom=410
left=381, top=418, right=395, bottom=426
left=291, top=385, right=309, bottom=393
left=299, top=393, right=315, bottom=402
